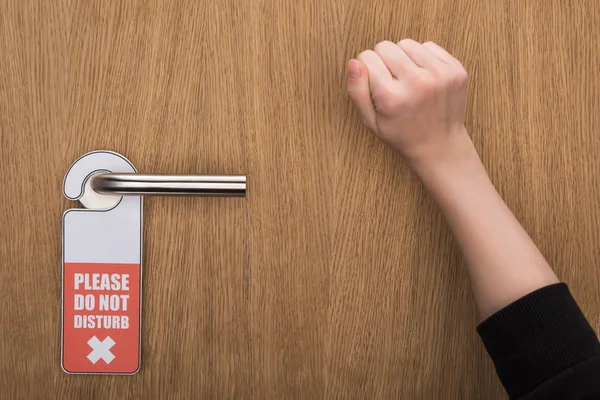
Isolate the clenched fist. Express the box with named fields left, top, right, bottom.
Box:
left=347, top=39, right=475, bottom=174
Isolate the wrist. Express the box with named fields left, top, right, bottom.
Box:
left=412, top=131, right=482, bottom=183
left=415, top=141, right=489, bottom=201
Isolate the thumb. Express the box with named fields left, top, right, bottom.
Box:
left=347, top=59, right=377, bottom=132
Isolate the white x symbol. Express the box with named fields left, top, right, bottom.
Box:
left=87, top=335, right=115, bottom=364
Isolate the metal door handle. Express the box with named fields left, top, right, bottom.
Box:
left=91, top=173, right=246, bottom=197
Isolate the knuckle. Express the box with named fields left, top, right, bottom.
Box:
left=453, top=67, right=469, bottom=87
left=411, top=73, right=435, bottom=91
left=427, top=65, right=444, bottom=79
left=357, top=50, right=372, bottom=62
left=438, top=68, right=455, bottom=84
left=374, top=40, right=394, bottom=52
left=373, top=42, right=386, bottom=54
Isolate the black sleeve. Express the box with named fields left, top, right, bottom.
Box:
left=477, top=283, right=600, bottom=400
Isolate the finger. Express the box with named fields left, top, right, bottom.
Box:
left=422, top=42, right=453, bottom=64
left=347, top=59, right=377, bottom=131
left=422, top=41, right=462, bottom=67
left=373, top=40, right=417, bottom=78
left=397, top=39, right=441, bottom=70
left=357, top=50, right=393, bottom=91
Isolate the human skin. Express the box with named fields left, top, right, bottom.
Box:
left=346, top=39, right=559, bottom=319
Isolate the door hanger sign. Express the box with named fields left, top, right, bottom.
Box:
left=62, top=151, right=142, bottom=374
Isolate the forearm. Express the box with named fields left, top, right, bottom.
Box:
left=348, top=39, right=600, bottom=398
left=416, top=142, right=559, bottom=319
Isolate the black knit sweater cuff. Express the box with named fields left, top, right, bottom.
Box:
left=477, top=283, right=600, bottom=398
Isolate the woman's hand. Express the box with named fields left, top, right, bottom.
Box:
left=347, top=39, right=474, bottom=175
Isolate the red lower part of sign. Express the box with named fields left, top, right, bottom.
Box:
left=62, top=262, right=141, bottom=374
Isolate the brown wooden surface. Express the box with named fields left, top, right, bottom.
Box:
left=1, top=0, right=598, bottom=398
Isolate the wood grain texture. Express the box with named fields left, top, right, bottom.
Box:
left=0, top=0, right=598, bottom=398
left=329, top=1, right=487, bottom=398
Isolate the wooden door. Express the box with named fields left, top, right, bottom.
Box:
left=1, top=0, right=598, bottom=398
